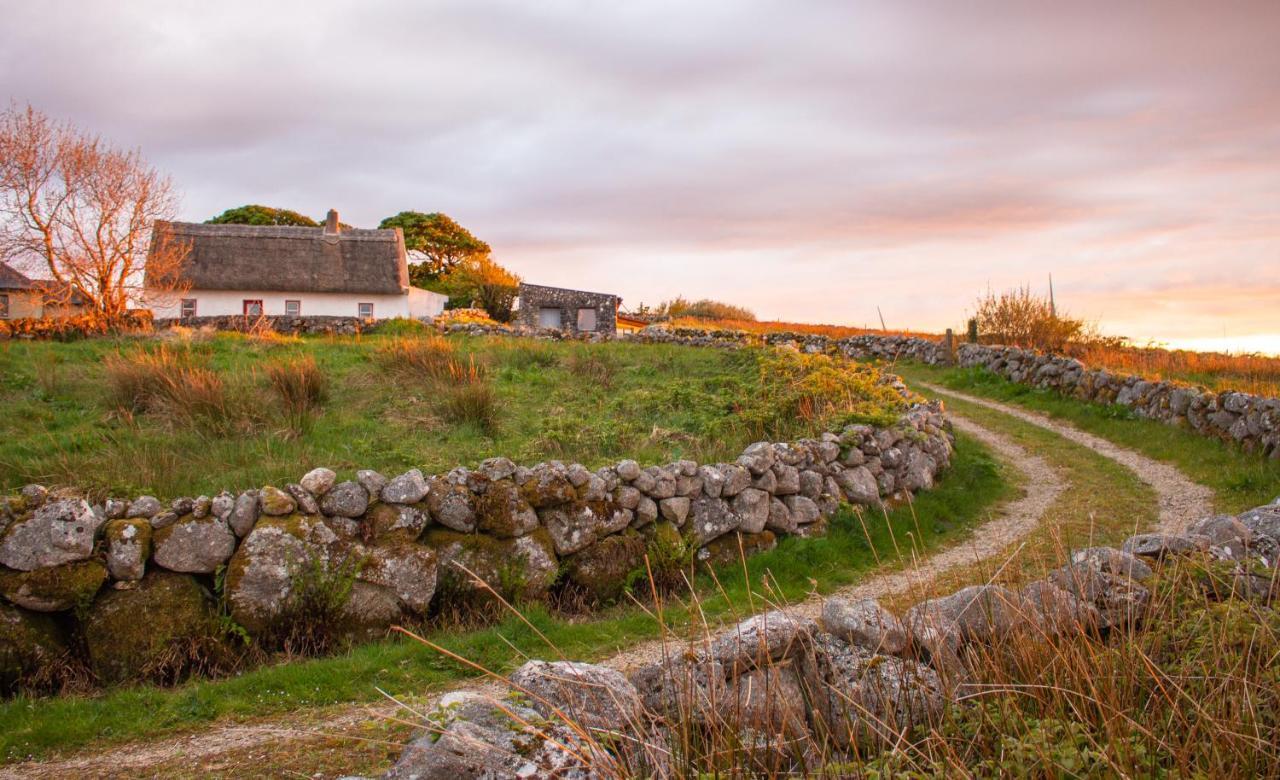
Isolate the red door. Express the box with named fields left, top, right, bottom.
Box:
left=243, top=300, right=263, bottom=316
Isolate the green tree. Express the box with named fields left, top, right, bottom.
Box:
left=439, top=255, right=520, bottom=322
left=379, top=211, right=490, bottom=283
left=207, top=205, right=319, bottom=227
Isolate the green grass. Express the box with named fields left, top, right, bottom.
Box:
left=0, top=333, right=901, bottom=499
left=0, top=432, right=1009, bottom=762
left=895, top=363, right=1280, bottom=513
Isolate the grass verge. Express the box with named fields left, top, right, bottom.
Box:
left=0, top=432, right=1008, bottom=763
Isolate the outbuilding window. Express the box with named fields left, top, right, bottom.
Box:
left=538, top=307, right=562, bottom=329
left=285, top=299, right=301, bottom=316
left=358, top=302, right=374, bottom=319
left=180, top=298, right=196, bottom=318
left=576, top=308, right=597, bottom=332
left=0, top=293, right=8, bottom=319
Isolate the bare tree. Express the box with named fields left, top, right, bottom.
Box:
left=0, top=103, right=187, bottom=325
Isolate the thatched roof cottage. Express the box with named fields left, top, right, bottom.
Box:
left=146, top=209, right=447, bottom=320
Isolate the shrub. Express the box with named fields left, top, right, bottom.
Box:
left=265, top=355, right=329, bottom=432
left=376, top=336, right=457, bottom=380
left=657, top=296, right=756, bottom=322
left=972, top=285, right=1085, bottom=351
left=372, top=317, right=432, bottom=337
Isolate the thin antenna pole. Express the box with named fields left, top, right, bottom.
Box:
left=877, top=306, right=887, bottom=331
left=1048, top=273, right=1056, bottom=317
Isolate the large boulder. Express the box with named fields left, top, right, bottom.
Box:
left=152, top=515, right=237, bottom=574
left=565, top=531, right=646, bottom=603
left=0, top=560, right=107, bottom=612
left=684, top=496, right=739, bottom=547
left=903, top=584, right=1026, bottom=645
left=509, top=660, right=645, bottom=732
left=1048, top=562, right=1151, bottom=630
left=223, top=513, right=338, bottom=635
left=358, top=541, right=438, bottom=616
left=82, top=571, right=215, bottom=685
left=628, top=656, right=725, bottom=723
left=518, top=464, right=576, bottom=509
left=103, top=518, right=152, bottom=581
left=0, top=603, right=67, bottom=692
left=1020, top=580, right=1101, bottom=636
left=709, top=610, right=818, bottom=673
left=426, top=528, right=558, bottom=606
left=0, top=498, right=101, bottom=571
left=717, top=661, right=810, bottom=739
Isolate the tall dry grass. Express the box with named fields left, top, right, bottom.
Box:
left=377, top=337, right=500, bottom=433
left=265, top=355, right=329, bottom=432
left=1073, top=343, right=1280, bottom=397
left=666, top=316, right=940, bottom=341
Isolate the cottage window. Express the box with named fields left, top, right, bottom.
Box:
left=285, top=300, right=301, bottom=316
left=0, top=294, right=8, bottom=319
left=180, top=298, right=196, bottom=318
left=358, top=302, right=374, bottom=319
left=243, top=299, right=263, bottom=316
left=538, top=307, right=562, bottom=329
left=576, top=308, right=597, bottom=332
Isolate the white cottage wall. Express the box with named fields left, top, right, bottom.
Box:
left=149, top=289, right=446, bottom=320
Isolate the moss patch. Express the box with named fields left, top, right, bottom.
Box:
left=0, top=560, right=106, bottom=612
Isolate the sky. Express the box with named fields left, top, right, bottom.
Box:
left=3, top=0, right=1278, bottom=352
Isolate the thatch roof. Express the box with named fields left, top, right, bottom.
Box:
left=0, top=262, right=36, bottom=290
left=148, top=220, right=409, bottom=295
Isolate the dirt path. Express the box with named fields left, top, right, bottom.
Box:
left=921, top=383, right=1214, bottom=534
left=2, top=392, right=1212, bottom=779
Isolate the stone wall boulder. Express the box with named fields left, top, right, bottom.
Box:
left=474, top=479, right=538, bottom=538
left=0, top=603, right=67, bottom=691
left=425, top=479, right=476, bottom=533
left=224, top=513, right=338, bottom=635
left=904, top=584, right=1025, bottom=645
left=821, top=596, right=907, bottom=655
left=103, top=518, right=151, bottom=581
left=510, top=659, right=645, bottom=732
left=709, top=610, right=818, bottom=673
left=696, top=530, right=777, bottom=569
left=363, top=502, right=429, bottom=544
left=0, top=560, right=107, bottom=612
left=565, top=531, right=646, bottom=603
left=358, top=541, right=438, bottom=616
left=685, top=496, right=739, bottom=547
left=0, top=498, right=101, bottom=571
left=152, top=515, right=237, bottom=574
left=82, top=571, right=215, bottom=685
left=426, top=527, right=558, bottom=605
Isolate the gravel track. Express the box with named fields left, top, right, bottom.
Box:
left=2, top=387, right=1212, bottom=779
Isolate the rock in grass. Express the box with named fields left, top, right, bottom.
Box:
left=152, top=515, right=236, bottom=574
left=1122, top=533, right=1209, bottom=560
left=510, top=659, right=645, bottom=732
left=82, top=571, right=216, bottom=685
left=103, top=518, right=152, bottom=581
left=0, top=498, right=101, bottom=571
left=0, top=560, right=107, bottom=612
left=821, top=596, right=907, bottom=655
left=903, top=585, right=1025, bottom=645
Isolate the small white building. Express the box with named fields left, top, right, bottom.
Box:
left=146, top=210, right=447, bottom=320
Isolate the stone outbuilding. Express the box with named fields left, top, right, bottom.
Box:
left=517, top=282, right=620, bottom=335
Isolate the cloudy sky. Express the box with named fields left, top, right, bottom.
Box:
left=4, top=1, right=1278, bottom=350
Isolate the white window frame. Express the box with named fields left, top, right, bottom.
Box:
left=180, top=298, right=197, bottom=318
left=285, top=299, right=301, bottom=316
left=576, top=307, right=598, bottom=332
left=358, top=302, right=374, bottom=319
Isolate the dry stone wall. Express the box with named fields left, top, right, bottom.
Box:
left=0, top=403, right=952, bottom=689
left=381, top=499, right=1280, bottom=778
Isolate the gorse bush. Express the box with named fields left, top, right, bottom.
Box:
left=742, top=349, right=914, bottom=434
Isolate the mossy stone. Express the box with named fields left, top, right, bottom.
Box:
left=565, top=531, right=646, bottom=603
left=0, top=560, right=107, bottom=612
left=425, top=527, right=558, bottom=606
left=82, top=570, right=215, bottom=685
left=0, top=602, right=67, bottom=691
left=698, top=531, right=778, bottom=569
left=475, top=480, right=538, bottom=538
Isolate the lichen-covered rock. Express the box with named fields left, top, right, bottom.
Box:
left=1122, top=533, right=1210, bottom=560
left=285, top=483, right=320, bottom=515
left=474, top=480, right=538, bottom=538
left=518, top=464, right=576, bottom=509
left=381, top=469, right=429, bottom=505
left=359, top=542, right=438, bottom=615
left=628, top=655, right=725, bottom=723
left=821, top=596, right=907, bottom=654
left=685, top=495, right=739, bottom=547
left=0, top=559, right=107, bottom=612
left=718, top=464, right=752, bottom=497
left=835, top=465, right=880, bottom=505
left=0, top=603, right=67, bottom=691
left=319, top=480, right=369, bottom=518
left=1048, top=562, right=1151, bottom=630
left=425, top=479, right=476, bottom=533
left=709, top=610, right=818, bottom=673
left=229, top=490, right=259, bottom=536
left=696, top=530, right=777, bottom=568
left=224, top=513, right=338, bottom=635
left=904, top=585, right=1025, bottom=645
left=103, top=518, right=152, bottom=581
left=126, top=495, right=162, bottom=519
left=1186, top=515, right=1254, bottom=560
left=540, top=502, right=600, bottom=556
left=299, top=467, right=337, bottom=496
left=783, top=495, right=821, bottom=526
left=152, top=515, right=237, bottom=574
left=510, top=659, right=645, bottom=732
left=1020, top=580, right=1100, bottom=635
left=658, top=496, right=691, bottom=525
left=565, top=531, right=645, bottom=602
left=357, top=469, right=388, bottom=499
left=0, top=498, right=101, bottom=571
left=634, top=496, right=659, bottom=527
left=385, top=691, right=601, bottom=780
left=426, top=528, right=558, bottom=605
left=766, top=496, right=796, bottom=534
left=1069, top=547, right=1154, bottom=581
left=364, top=502, right=430, bottom=544
left=82, top=571, right=215, bottom=685
left=732, top=487, right=770, bottom=534
left=717, top=661, right=811, bottom=739
left=257, top=485, right=296, bottom=516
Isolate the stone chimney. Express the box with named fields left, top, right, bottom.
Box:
left=324, top=209, right=340, bottom=235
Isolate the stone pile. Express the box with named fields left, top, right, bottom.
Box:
left=0, top=404, right=952, bottom=689
left=381, top=498, right=1280, bottom=779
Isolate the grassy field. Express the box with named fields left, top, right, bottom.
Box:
left=1071, top=342, right=1280, bottom=397
left=0, top=432, right=1010, bottom=762
left=896, top=363, right=1280, bottom=513
left=666, top=316, right=940, bottom=340
left=0, top=329, right=907, bottom=499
